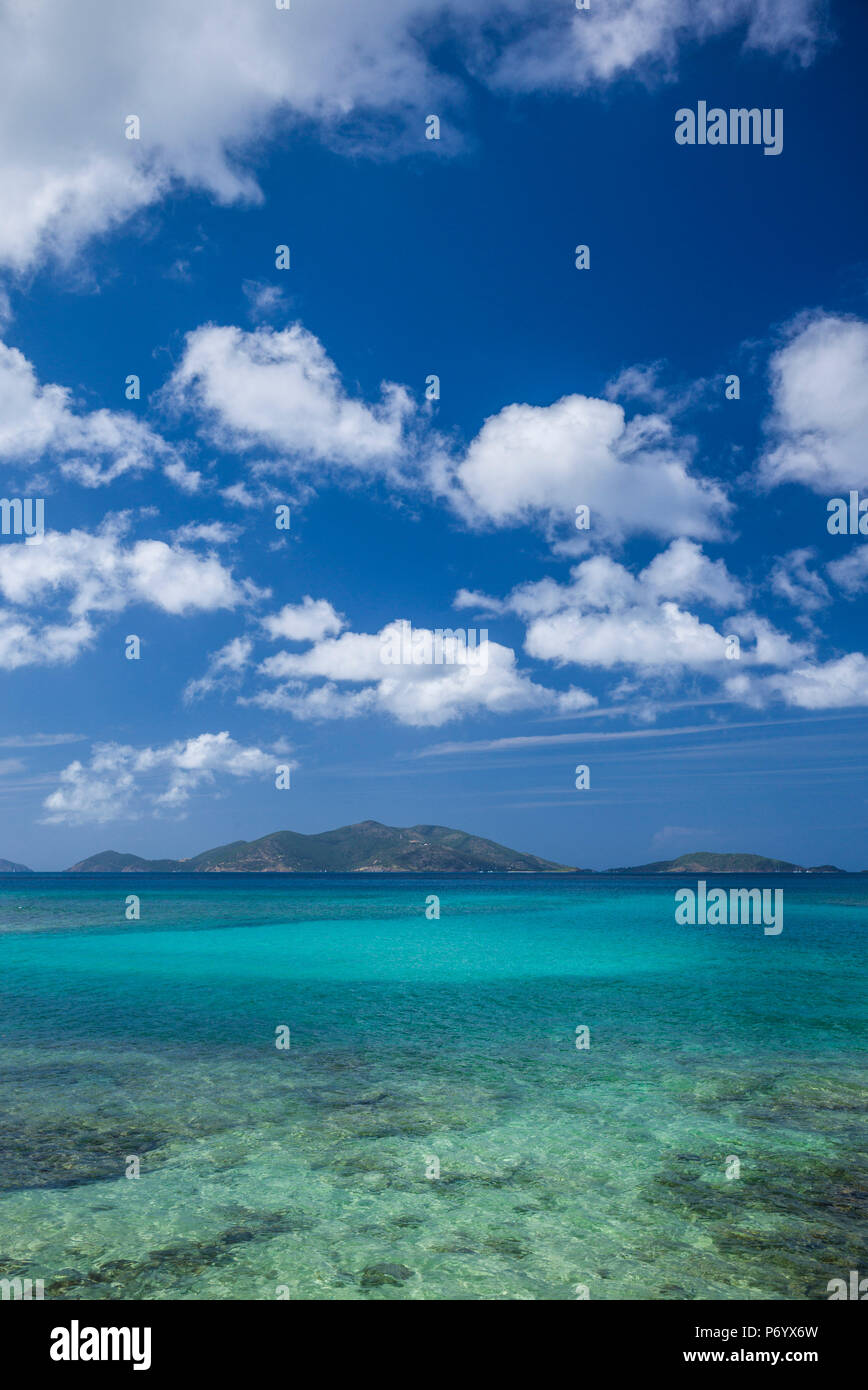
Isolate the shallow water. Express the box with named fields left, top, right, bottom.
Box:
left=0, top=873, right=864, bottom=1300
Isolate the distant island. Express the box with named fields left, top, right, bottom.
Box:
left=0, top=828, right=854, bottom=874
left=0, top=857, right=33, bottom=873
left=64, top=821, right=567, bottom=874
left=603, top=851, right=845, bottom=875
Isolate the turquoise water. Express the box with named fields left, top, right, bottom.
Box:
left=0, top=873, right=864, bottom=1300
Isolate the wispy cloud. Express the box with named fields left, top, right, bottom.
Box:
left=410, top=712, right=861, bottom=759
left=0, top=733, right=85, bottom=748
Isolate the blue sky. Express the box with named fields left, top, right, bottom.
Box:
left=0, top=0, right=866, bottom=870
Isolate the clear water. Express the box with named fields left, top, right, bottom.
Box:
left=0, top=873, right=864, bottom=1300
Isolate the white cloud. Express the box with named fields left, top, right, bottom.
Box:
left=465, top=542, right=807, bottom=676
left=163, top=322, right=733, bottom=546
left=164, top=324, right=415, bottom=478
left=262, top=597, right=346, bottom=643
left=770, top=548, right=830, bottom=622
left=0, top=515, right=259, bottom=669
left=242, top=279, right=289, bottom=323
left=725, top=613, right=810, bottom=669
left=41, top=731, right=284, bottom=824
left=0, top=340, right=179, bottom=487
left=486, top=0, right=823, bottom=92
left=726, top=653, right=868, bottom=711
left=221, top=481, right=263, bottom=509
left=604, top=362, right=668, bottom=407
left=827, top=547, right=868, bottom=596
left=0, top=520, right=245, bottom=616
left=183, top=636, right=254, bottom=704
left=0, top=733, right=85, bottom=748
left=0, top=611, right=94, bottom=670
left=496, top=541, right=745, bottom=617
left=450, top=394, right=729, bottom=541
left=641, top=538, right=747, bottom=608
left=125, top=539, right=248, bottom=615
left=254, top=682, right=379, bottom=723
left=758, top=313, right=868, bottom=492
left=250, top=617, right=595, bottom=727
left=452, top=588, right=506, bottom=618
left=162, top=459, right=203, bottom=494
left=524, top=600, right=729, bottom=672
left=150, top=317, right=739, bottom=554
left=171, top=520, right=240, bottom=545
left=0, top=1, right=824, bottom=272
left=42, top=747, right=138, bottom=826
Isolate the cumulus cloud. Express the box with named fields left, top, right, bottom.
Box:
left=0, top=0, right=825, bottom=272
left=459, top=541, right=809, bottom=677
left=163, top=324, right=415, bottom=479
left=0, top=515, right=260, bottom=669
left=163, top=322, right=732, bottom=543
left=450, top=394, right=729, bottom=541
left=155, top=319, right=737, bottom=547
left=0, top=611, right=94, bottom=670
left=41, top=731, right=284, bottom=824
left=0, top=339, right=179, bottom=487
left=249, top=617, right=595, bottom=727
left=758, top=313, right=868, bottom=492
left=0, top=517, right=249, bottom=617
left=524, top=599, right=728, bottom=672
left=726, top=653, right=868, bottom=711
left=640, top=538, right=747, bottom=608
left=491, top=540, right=745, bottom=619
left=262, top=597, right=346, bottom=643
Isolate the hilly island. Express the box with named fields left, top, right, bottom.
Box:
left=65, top=821, right=567, bottom=874
left=0, top=824, right=840, bottom=873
